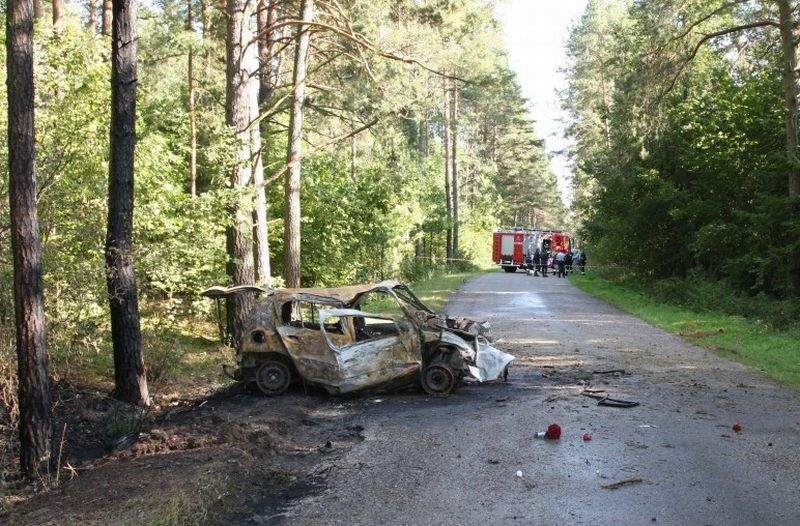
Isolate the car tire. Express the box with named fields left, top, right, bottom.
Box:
left=255, top=360, right=291, bottom=396
left=421, top=362, right=456, bottom=396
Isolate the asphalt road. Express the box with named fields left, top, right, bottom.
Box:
left=279, top=271, right=800, bottom=525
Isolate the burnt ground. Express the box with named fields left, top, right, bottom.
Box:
left=4, top=271, right=800, bottom=525
left=1, top=379, right=373, bottom=525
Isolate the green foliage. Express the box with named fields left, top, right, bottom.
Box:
left=564, top=0, right=800, bottom=299
left=1, top=1, right=568, bottom=394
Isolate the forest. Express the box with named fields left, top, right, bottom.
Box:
left=3, top=0, right=800, bottom=484
left=2, top=0, right=565, bottom=480
left=564, top=0, right=800, bottom=323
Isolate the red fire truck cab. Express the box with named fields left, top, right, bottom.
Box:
left=491, top=228, right=573, bottom=273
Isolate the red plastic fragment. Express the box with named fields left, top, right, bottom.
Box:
left=545, top=423, right=562, bottom=440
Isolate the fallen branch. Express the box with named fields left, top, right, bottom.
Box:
left=600, top=477, right=643, bottom=490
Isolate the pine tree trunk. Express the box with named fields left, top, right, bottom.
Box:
left=450, top=84, right=459, bottom=261
left=251, top=110, right=269, bottom=284
left=53, top=0, right=63, bottom=30
left=284, top=0, right=314, bottom=288
left=253, top=0, right=280, bottom=285
left=87, top=0, right=98, bottom=33
left=102, top=0, right=112, bottom=37
left=225, top=0, right=258, bottom=344
left=187, top=0, right=197, bottom=197
left=777, top=0, right=800, bottom=293
left=107, top=0, right=149, bottom=406
left=7, top=0, right=53, bottom=480
left=443, top=77, right=453, bottom=262
left=201, top=0, right=212, bottom=75
left=257, top=0, right=282, bottom=108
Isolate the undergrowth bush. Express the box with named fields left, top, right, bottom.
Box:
left=1, top=328, right=19, bottom=490
left=640, top=273, right=800, bottom=331
left=0, top=328, right=18, bottom=430
left=142, top=324, right=185, bottom=384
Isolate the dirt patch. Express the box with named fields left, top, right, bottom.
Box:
left=1, top=381, right=367, bottom=525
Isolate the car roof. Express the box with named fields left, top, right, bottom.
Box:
left=270, top=279, right=402, bottom=303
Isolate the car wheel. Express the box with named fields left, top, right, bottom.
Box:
left=421, top=363, right=455, bottom=396
left=255, top=360, right=291, bottom=395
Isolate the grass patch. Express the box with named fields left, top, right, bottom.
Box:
left=571, top=274, right=800, bottom=387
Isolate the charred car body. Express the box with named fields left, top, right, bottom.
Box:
left=202, top=280, right=513, bottom=396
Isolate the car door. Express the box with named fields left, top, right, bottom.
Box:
left=320, top=310, right=420, bottom=394
left=275, top=299, right=344, bottom=387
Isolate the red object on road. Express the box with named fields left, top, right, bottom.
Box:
left=545, top=423, right=562, bottom=440
left=583, top=433, right=592, bottom=441
left=732, top=423, right=743, bottom=433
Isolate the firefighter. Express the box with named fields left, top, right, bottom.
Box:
left=540, top=248, right=549, bottom=277
left=532, top=248, right=541, bottom=276
left=556, top=249, right=566, bottom=278
left=574, top=249, right=586, bottom=274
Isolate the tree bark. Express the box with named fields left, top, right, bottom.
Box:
left=102, top=0, right=112, bottom=37
left=257, top=0, right=282, bottom=108
left=106, top=0, right=149, bottom=406
left=419, top=113, right=429, bottom=156
left=7, top=0, right=53, bottom=480
left=777, top=0, right=800, bottom=293
left=87, top=0, right=98, bottom=33
left=187, top=0, right=197, bottom=197
left=777, top=0, right=800, bottom=197
left=251, top=103, right=269, bottom=284
left=201, top=0, right=212, bottom=75
left=225, top=0, right=259, bottom=343
left=443, top=77, right=453, bottom=262
left=450, top=84, right=459, bottom=261
left=53, top=0, right=63, bottom=30
left=283, top=0, right=314, bottom=288
left=252, top=0, right=278, bottom=285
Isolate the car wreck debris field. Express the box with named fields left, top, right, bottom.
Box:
left=6, top=272, right=800, bottom=525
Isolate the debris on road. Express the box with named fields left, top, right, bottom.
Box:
left=583, top=433, right=592, bottom=441
left=600, top=477, right=643, bottom=490
left=592, top=368, right=628, bottom=375
left=581, top=390, right=640, bottom=408
left=516, top=470, right=536, bottom=489
left=546, top=423, right=562, bottom=439
left=732, top=423, right=743, bottom=433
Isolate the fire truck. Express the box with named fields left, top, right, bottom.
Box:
left=491, top=228, right=573, bottom=273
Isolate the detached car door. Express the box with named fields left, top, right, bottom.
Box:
left=319, top=310, right=421, bottom=394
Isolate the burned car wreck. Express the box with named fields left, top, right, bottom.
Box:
left=202, top=280, right=513, bottom=396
